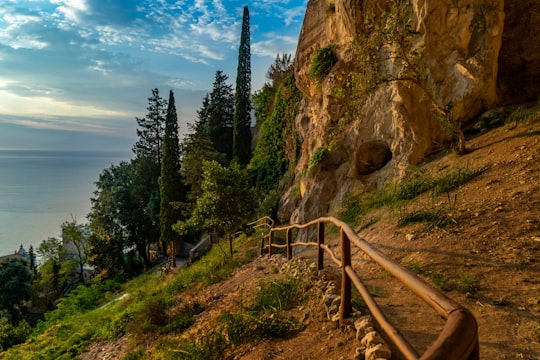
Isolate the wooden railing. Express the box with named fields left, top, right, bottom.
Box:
left=261, top=217, right=479, bottom=360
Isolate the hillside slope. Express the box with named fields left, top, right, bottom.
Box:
left=76, top=109, right=539, bottom=359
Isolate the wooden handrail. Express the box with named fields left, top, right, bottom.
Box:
left=261, top=216, right=479, bottom=360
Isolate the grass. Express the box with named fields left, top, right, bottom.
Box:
left=426, top=269, right=451, bottom=292
left=457, top=272, right=477, bottom=293
left=338, top=164, right=486, bottom=227
left=1, top=235, right=259, bottom=360
left=404, top=260, right=424, bottom=274
left=397, top=208, right=456, bottom=229
left=173, top=277, right=306, bottom=359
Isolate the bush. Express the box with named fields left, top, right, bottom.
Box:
left=0, top=318, right=31, bottom=351
left=309, top=46, right=337, bottom=83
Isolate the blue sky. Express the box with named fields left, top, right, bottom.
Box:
left=0, top=0, right=306, bottom=152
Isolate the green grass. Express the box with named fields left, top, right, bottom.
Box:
left=457, top=272, right=477, bottom=293
left=397, top=208, right=456, bottom=229
left=1, top=235, right=259, bottom=360
left=404, top=260, right=424, bottom=274
left=338, top=164, right=486, bottom=226
left=173, top=277, right=306, bottom=359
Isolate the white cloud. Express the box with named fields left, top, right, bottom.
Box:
left=50, top=0, right=89, bottom=23
left=253, top=34, right=298, bottom=58
left=283, top=6, right=305, bottom=26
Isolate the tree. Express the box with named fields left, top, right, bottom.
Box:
left=232, top=6, right=252, bottom=166
left=267, top=53, right=293, bottom=86
left=132, top=88, right=168, bottom=251
left=206, top=71, right=235, bottom=160
left=133, top=88, right=167, bottom=165
left=36, top=237, right=64, bottom=302
left=174, top=160, right=255, bottom=254
left=28, top=245, right=37, bottom=276
left=88, top=162, right=135, bottom=278
left=61, top=219, right=88, bottom=286
left=0, top=259, right=32, bottom=322
left=159, top=90, right=184, bottom=267
left=180, top=133, right=226, bottom=217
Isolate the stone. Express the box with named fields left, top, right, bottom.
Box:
left=365, top=343, right=392, bottom=360
left=353, top=347, right=366, bottom=360
left=276, top=0, right=540, bottom=225
left=361, top=331, right=385, bottom=348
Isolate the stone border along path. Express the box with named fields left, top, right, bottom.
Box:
left=268, top=254, right=392, bottom=360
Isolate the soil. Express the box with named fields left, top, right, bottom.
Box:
left=81, top=115, right=540, bottom=359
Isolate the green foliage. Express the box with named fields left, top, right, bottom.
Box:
left=175, top=277, right=304, bottom=359
left=233, top=6, right=252, bottom=166
left=131, top=88, right=166, bottom=246
left=457, top=272, right=477, bottom=293
left=199, top=70, right=235, bottom=160
left=404, top=260, right=424, bottom=274
left=326, top=2, right=336, bottom=14
left=159, top=90, right=184, bottom=251
left=43, top=280, right=121, bottom=324
left=176, top=161, right=255, bottom=237
left=2, top=231, right=259, bottom=359
left=265, top=53, right=294, bottom=87
left=339, top=196, right=366, bottom=225
left=0, top=318, right=31, bottom=351
left=397, top=208, right=456, bottom=229
left=249, top=79, right=301, bottom=192
left=0, top=258, right=33, bottom=321
left=309, top=45, right=336, bottom=83
left=309, top=146, right=328, bottom=171
left=426, top=269, right=451, bottom=292
left=337, top=165, right=485, bottom=226
left=505, top=105, right=540, bottom=127
left=250, top=278, right=302, bottom=313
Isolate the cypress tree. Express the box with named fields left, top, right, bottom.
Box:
left=159, top=90, right=184, bottom=267
left=233, top=5, right=252, bottom=166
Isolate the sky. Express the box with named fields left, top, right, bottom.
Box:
left=0, top=0, right=306, bottom=152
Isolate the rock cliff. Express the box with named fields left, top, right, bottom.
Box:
left=278, top=0, right=539, bottom=224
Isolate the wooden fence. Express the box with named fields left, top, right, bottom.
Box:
left=260, top=216, right=479, bottom=360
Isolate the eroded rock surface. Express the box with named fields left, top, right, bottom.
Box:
left=279, top=0, right=538, bottom=223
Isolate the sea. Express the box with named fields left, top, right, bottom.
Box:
left=0, top=149, right=132, bottom=257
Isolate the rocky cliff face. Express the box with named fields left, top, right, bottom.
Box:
left=278, top=0, right=539, bottom=224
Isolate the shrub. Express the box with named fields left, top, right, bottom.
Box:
left=309, top=147, right=328, bottom=171
left=309, top=46, right=337, bottom=83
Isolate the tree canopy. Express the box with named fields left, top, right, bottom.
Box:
left=0, top=259, right=33, bottom=322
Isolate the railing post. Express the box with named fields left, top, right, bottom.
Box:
left=286, top=228, right=293, bottom=260
left=260, top=233, right=265, bottom=256
left=318, top=221, right=325, bottom=270
left=340, top=228, right=352, bottom=327
left=268, top=231, right=274, bottom=257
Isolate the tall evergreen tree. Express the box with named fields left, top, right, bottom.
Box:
left=133, top=88, right=167, bottom=165
left=131, top=88, right=168, bottom=254
left=159, top=90, right=184, bottom=267
left=208, top=71, right=235, bottom=160
left=233, top=6, right=252, bottom=166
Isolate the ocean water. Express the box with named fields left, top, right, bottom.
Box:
left=0, top=149, right=132, bottom=257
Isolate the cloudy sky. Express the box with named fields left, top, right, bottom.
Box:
left=0, top=0, right=306, bottom=152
